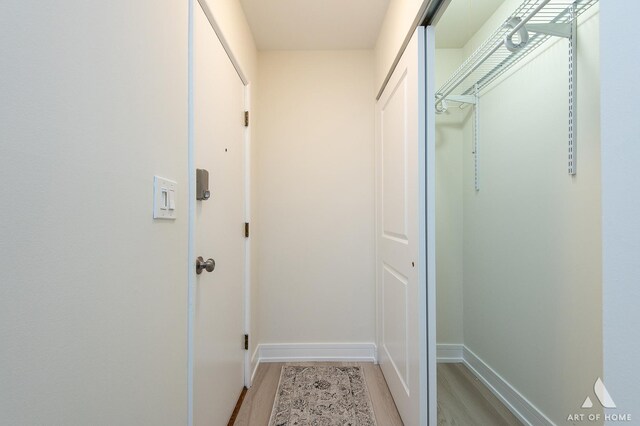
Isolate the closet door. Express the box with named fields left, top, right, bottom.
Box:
left=376, top=26, right=435, bottom=426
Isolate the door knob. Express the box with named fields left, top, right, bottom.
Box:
left=196, top=256, right=216, bottom=274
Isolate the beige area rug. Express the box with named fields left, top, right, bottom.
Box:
left=268, top=365, right=377, bottom=426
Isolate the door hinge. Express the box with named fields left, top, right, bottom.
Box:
left=244, top=334, right=249, bottom=350
left=244, top=222, right=249, bottom=238
left=244, top=111, right=249, bottom=127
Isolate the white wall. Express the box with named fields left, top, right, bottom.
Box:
left=601, top=1, right=640, bottom=423
left=375, top=0, right=427, bottom=94
left=435, top=49, right=465, bottom=345
left=0, top=1, right=188, bottom=424
left=255, top=50, right=376, bottom=345
left=461, top=8, right=602, bottom=424
left=0, top=0, right=261, bottom=422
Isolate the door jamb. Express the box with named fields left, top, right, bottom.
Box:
left=243, top=83, right=252, bottom=389
left=422, top=26, right=437, bottom=426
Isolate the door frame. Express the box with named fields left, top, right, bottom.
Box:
left=423, top=25, right=437, bottom=426
left=187, top=1, right=252, bottom=424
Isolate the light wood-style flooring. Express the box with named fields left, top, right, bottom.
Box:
left=437, top=363, right=522, bottom=426
left=233, top=362, right=522, bottom=426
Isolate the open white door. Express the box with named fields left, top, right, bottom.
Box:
left=376, top=26, right=436, bottom=426
left=192, top=3, right=246, bottom=425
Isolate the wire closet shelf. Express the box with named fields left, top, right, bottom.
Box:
left=436, top=0, right=598, bottom=105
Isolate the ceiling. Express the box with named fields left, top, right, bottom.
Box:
left=435, top=0, right=505, bottom=48
left=240, top=0, right=390, bottom=50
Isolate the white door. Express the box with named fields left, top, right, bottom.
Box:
left=376, top=27, right=435, bottom=426
left=193, top=4, right=246, bottom=425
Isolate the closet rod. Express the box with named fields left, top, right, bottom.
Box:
left=436, top=0, right=551, bottom=104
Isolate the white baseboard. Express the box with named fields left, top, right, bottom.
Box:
left=255, top=343, right=377, bottom=363
left=437, top=343, right=464, bottom=363
left=461, top=346, right=555, bottom=426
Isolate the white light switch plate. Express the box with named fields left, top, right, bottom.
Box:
left=153, top=176, right=177, bottom=220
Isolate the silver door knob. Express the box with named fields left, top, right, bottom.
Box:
left=196, top=256, right=216, bottom=274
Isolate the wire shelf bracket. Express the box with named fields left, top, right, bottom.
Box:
left=474, top=85, right=480, bottom=191
left=436, top=0, right=598, bottom=182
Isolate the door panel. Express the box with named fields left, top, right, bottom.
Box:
left=382, top=264, right=409, bottom=390
left=376, top=27, right=430, bottom=426
left=382, top=74, right=409, bottom=242
left=193, top=4, right=245, bottom=425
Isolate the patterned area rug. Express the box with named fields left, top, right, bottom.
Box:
left=269, top=365, right=377, bottom=426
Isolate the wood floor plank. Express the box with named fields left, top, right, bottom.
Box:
left=234, top=363, right=283, bottom=425
left=361, top=363, right=404, bottom=426
left=437, top=363, right=522, bottom=426
left=452, top=363, right=522, bottom=425
left=438, top=365, right=477, bottom=426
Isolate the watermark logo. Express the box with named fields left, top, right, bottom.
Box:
left=581, top=377, right=615, bottom=409
left=567, top=378, right=632, bottom=423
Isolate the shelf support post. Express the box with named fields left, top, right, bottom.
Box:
left=568, top=1, right=577, bottom=175
left=474, top=84, right=480, bottom=191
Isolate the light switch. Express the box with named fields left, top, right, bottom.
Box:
left=154, top=176, right=177, bottom=220
left=168, top=190, right=176, bottom=210
left=161, top=189, right=169, bottom=210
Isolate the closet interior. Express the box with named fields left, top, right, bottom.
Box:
left=434, top=0, right=602, bottom=424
